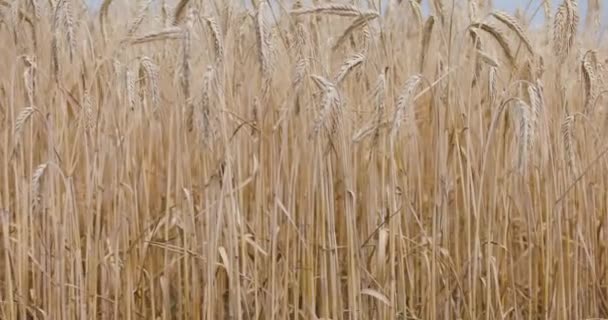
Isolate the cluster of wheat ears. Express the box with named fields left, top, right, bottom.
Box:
left=1, top=0, right=608, bottom=318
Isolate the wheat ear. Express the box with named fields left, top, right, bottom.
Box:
left=471, top=22, right=515, bottom=66
left=202, top=16, right=225, bottom=65
left=335, top=52, right=365, bottom=85
left=561, top=114, right=576, bottom=173
left=173, top=0, right=190, bottom=25
left=290, top=4, right=363, bottom=17
left=491, top=11, right=534, bottom=55
left=31, top=162, right=48, bottom=211
left=419, top=16, right=435, bottom=70
left=581, top=50, right=598, bottom=114
left=333, top=11, right=378, bottom=50
left=391, top=74, right=423, bottom=142
left=130, top=27, right=183, bottom=44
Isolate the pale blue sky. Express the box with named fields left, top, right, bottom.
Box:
left=87, top=1, right=608, bottom=26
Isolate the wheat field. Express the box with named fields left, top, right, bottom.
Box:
left=1, top=0, right=607, bottom=319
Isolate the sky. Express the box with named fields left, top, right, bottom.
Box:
left=86, top=0, right=608, bottom=27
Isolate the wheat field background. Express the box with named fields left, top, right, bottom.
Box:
left=1, top=0, right=607, bottom=319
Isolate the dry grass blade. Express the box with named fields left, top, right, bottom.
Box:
left=490, top=11, right=534, bottom=55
